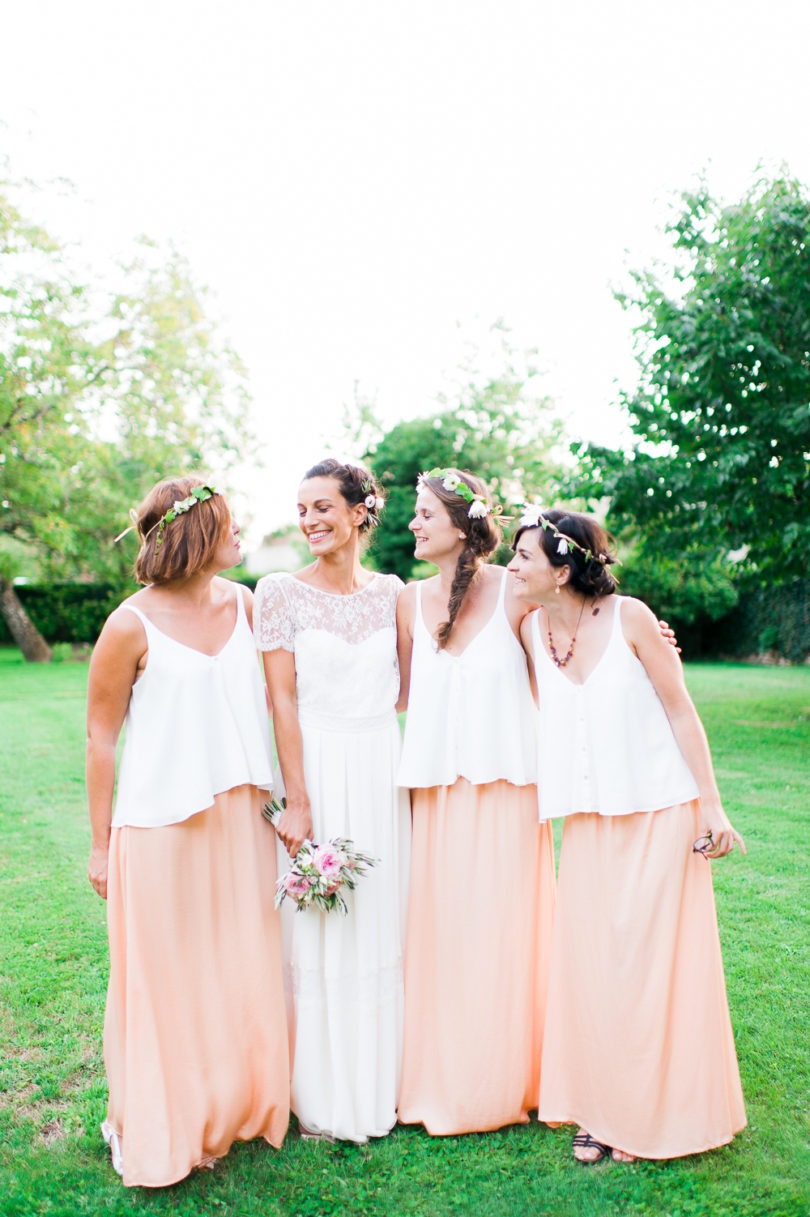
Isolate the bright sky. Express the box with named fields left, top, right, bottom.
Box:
left=3, top=0, right=810, bottom=540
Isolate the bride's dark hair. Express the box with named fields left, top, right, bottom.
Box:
left=302, top=458, right=384, bottom=532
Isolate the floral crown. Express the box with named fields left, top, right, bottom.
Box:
left=114, top=484, right=220, bottom=547
left=417, top=468, right=493, bottom=520
left=517, top=504, right=613, bottom=565
left=360, top=477, right=385, bottom=518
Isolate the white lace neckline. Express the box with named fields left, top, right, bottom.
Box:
left=285, top=572, right=381, bottom=600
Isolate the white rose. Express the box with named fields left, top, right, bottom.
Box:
left=365, top=494, right=376, bottom=509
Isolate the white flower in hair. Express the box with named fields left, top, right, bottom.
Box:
left=376, top=496, right=385, bottom=511
left=364, top=494, right=376, bottom=509
left=442, top=474, right=460, bottom=491
left=556, top=537, right=569, bottom=555
left=518, top=504, right=545, bottom=528
left=468, top=498, right=489, bottom=519
left=173, top=500, right=184, bottom=513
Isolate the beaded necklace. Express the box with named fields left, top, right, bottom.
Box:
left=547, top=598, right=586, bottom=669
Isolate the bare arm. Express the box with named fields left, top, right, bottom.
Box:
left=518, top=609, right=539, bottom=707
left=623, top=597, right=745, bottom=858
left=262, top=649, right=313, bottom=856
left=395, top=583, right=416, bottom=712
left=85, top=609, right=145, bottom=898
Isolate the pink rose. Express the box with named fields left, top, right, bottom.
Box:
left=284, top=872, right=313, bottom=901
left=313, top=845, right=346, bottom=878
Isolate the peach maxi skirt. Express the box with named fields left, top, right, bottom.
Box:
left=537, top=801, right=746, bottom=1159
left=398, top=779, right=555, bottom=1134
left=103, top=785, right=290, bottom=1187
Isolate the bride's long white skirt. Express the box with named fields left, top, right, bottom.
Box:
left=279, top=713, right=411, bottom=1142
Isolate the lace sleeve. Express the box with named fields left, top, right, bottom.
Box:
left=253, top=575, right=295, bottom=652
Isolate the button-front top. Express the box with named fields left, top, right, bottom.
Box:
left=531, top=597, right=699, bottom=820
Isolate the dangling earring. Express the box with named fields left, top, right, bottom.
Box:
left=555, top=585, right=561, bottom=595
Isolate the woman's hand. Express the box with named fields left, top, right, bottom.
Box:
left=276, top=798, right=314, bottom=858
left=697, top=801, right=747, bottom=859
left=88, top=844, right=109, bottom=899
left=658, top=620, right=681, bottom=653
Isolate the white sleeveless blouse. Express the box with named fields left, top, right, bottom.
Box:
left=531, top=596, right=700, bottom=820
left=397, top=571, right=537, bottom=788
left=112, top=587, right=274, bottom=829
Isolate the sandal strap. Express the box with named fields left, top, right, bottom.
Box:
left=572, top=1132, right=611, bottom=1153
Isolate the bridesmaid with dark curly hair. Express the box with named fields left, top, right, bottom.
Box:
left=509, top=507, right=746, bottom=1164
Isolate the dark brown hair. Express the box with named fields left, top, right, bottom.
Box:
left=512, top=508, right=618, bottom=599
left=420, top=470, right=501, bottom=648
left=302, top=458, right=384, bottom=533
left=134, top=476, right=231, bottom=585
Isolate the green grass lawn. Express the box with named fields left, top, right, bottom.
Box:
left=1, top=648, right=808, bottom=1217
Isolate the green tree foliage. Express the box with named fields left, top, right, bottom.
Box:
left=0, top=188, right=253, bottom=657
left=355, top=343, right=564, bottom=580
left=575, top=174, right=810, bottom=587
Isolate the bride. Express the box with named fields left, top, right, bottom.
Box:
left=253, top=458, right=410, bottom=1143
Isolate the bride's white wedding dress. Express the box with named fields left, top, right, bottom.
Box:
left=254, top=572, right=410, bottom=1142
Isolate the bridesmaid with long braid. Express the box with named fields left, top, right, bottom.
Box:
left=395, top=468, right=556, bottom=1134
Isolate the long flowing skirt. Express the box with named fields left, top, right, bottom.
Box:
left=538, top=801, right=746, bottom=1159
left=281, top=717, right=411, bottom=1143
left=103, top=785, right=290, bottom=1187
left=398, top=778, right=556, bottom=1134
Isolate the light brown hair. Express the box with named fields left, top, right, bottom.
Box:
left=134, top=476, right=231, bottom=585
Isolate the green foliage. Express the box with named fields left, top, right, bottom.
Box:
left=2, top=651, right=809, bottom=1215
left=708, top=578, right=810, bottom=663
left=0, top=186, right=254, bottom=589
left=354, top=335, right=564, bottom=579
left=575, top=173, right=810, bottom=588
left=616, top=541, right=739, bottom=636
left=0, top=583, right=122, bottom=644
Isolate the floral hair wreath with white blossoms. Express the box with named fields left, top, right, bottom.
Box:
left=517, top=504, right=615, bottom=566
left=417, top=468, right=496, bottom=520
left=113, top=484, right=220, bottom=546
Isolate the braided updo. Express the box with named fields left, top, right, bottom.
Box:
left=419, top=469, right=501, bottom=649
left=302, top=458, right=385, bottom=532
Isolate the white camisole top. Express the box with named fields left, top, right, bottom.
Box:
left=397, top=571, right=537, bottom=789
left=531, top=596, right=699, bottom=820
left=112, top=586, right=274, bottom=829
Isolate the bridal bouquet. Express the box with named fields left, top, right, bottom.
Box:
left=263, top=797, right=377, bottom=915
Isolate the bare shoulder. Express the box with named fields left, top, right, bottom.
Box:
left=617, top=595, right=659, bottom=632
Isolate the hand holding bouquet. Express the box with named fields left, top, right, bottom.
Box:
left=263, top=798, right=377, bottom=915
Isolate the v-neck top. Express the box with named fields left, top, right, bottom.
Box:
left=397, top=571, right=537, bottom=788
left=112, top=586, right=273, bottom=828
left=531, top=596, right=699, bottom=820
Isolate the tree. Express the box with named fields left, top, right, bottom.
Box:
left=574, top=174, right=810, bottom=586
left=0, top=187, right=253, bottom=658
left=353, top=336, right=565, bottom=579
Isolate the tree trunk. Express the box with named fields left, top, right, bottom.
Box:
left=0, top=576, right=52, bottom=661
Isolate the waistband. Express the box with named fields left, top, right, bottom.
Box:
left=298, top=708, right=398, bottom=734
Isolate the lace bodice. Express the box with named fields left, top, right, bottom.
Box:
left=254, top=572, right=403, bottom=724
